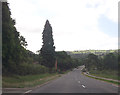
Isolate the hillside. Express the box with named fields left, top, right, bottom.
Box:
left=67, top=50, right=118, bottom=59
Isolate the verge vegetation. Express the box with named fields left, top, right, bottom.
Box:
left=3, top=73, right=59, bottom=88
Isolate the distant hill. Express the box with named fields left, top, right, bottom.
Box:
left=66, top=50, right=118, bottom=59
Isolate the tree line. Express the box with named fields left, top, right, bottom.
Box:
left=3, top=2, right=118, bottom=76
left=67, top=50, right=119, bottom=72
left=2, top=2, right=81, bottom=76
left=83, top=51, right=118, bottom=72
left=2, top=2, right=43, bottom=75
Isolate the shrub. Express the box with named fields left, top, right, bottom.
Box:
left=16, top=63, right=49, bottom=75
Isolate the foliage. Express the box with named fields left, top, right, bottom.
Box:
left=67, top=50, right=117, bottom=59
left=16, top=63, right=49, bottom=75
left=2, top=2, right=40, bottom=75
left=84, top=73, right=120, bottom=85
left=89, top=70, right=119, bottom=80
left=56, top=51, right=81, bottom=71
left=2, top=2, right=80, bottom=76
left=2, top=2, right=28, bottom=74
left=40, top=20, right=56, bottom=68
left=85, top=54, right=100, bottom=71
left=84, top=52, right=118, bottom=71
left=3, top=73, right=58, bottom=88
left=103, top=53, right=118, bottom=70
left=3, top=1, right=118, bottom=77
left=19, top=35, right=28, bottom=48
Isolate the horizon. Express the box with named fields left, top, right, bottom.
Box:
left=34, top=49, right=118, bottom=54
left=8, top=0, right=118, bottom=53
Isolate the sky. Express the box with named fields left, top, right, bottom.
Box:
left=7, top=0, right=118, bottom=53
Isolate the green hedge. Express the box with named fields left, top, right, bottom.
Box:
left=14, top=63, right=49, bottom=75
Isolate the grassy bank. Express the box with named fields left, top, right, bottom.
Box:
left=82, top=69, right=120, bottom=85
left=84, top=73, right=120, bottom=85
left=2, top=69, right=71, bottom=88
left=2, top=73, right=60, bottom=88
left=89, top=70, right=119, bottom=80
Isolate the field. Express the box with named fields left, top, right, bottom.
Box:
left=70, top=50, right=116, bottom=54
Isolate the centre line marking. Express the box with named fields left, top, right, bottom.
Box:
left=25, top=90, right=32, bottom=93
left=82, top=85, right=86, bottom=88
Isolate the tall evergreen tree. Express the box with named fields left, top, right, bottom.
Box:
left=40, top=20, right=56, bottom=68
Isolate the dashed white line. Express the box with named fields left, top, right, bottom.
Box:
left=25, top=90, right=32, bottom=93
left=78, top=81, right=80, bottom=83
left=82, top=85, right=86, bottom=88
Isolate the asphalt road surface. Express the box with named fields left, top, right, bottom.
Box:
left=29, top=66, right=118, bottom=93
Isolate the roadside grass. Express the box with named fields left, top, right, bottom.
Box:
left=0, top=77, right=2, bottom=87
left=2, top=70, right=71, bottom=88
left=84, top=74, right=120, bottom=85
left=89, top=70, right=119, bottom=80
left=2, top=73, right=60, bottom=88
left=58, top=70, right=71, bottom=74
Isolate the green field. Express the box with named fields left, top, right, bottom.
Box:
left=71, top=50, right=116, bottom=54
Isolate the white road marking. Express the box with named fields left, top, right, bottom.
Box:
left=82, top=85, right=86, bottom=88
left=25, top=90, right=32, bottom=93
left=78, top=81, right=80, bottom=83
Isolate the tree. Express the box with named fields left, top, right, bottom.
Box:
left=85, top=53, right=100, bottom=71
left=2, top=2, right=51, bottom=76
left=2, top=2, right=27, bottom=74
left=19, top=35, right=28, bottom=48
left=2, top=2, right=19, bottom=73
left=40, top=20, right=56, bottom=69
left=103, top=53, right=117, bottom=70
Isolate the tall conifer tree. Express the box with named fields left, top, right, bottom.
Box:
left=40, top=20, right=56, bottom=68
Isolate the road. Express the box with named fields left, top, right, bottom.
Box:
left=28, top=66, right=118, bottom=93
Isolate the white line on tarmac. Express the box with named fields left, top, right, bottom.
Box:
left=78, top=81, right=80, bottom=83
left=82, top=85, right=86, bottom=88
left=25, top=90, right=32, bottom=93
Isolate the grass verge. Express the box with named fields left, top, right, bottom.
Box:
left=83, top=73, right=120, bottom=85
left=2, top=70, right=71, bottom=88
left=2, top=73, right=60, bottom=88
left=89, top=70, right=119, bottom=80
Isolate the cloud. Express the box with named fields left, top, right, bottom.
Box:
left=8, top=0, right=118, bottom=53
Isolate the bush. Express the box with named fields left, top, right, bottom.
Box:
left=82, top=69, right=86, bottom=72
left=16, top=63, right=49, bottom=75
